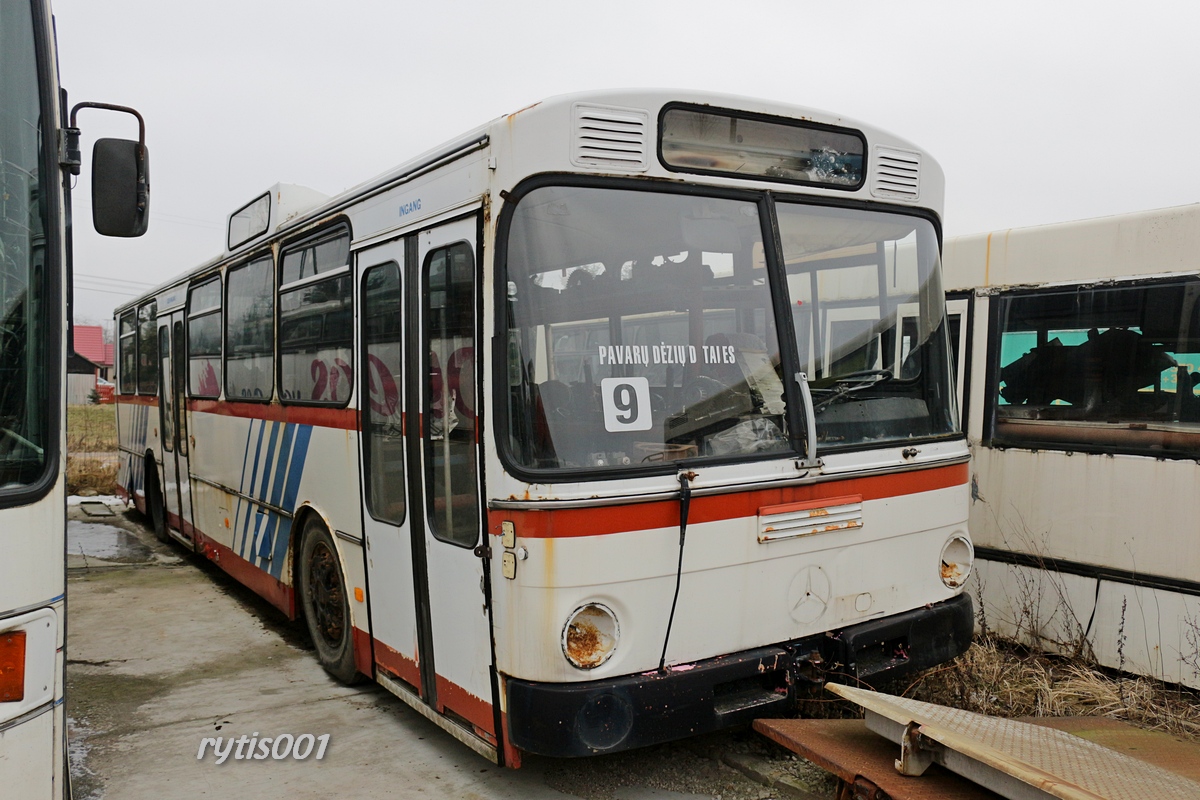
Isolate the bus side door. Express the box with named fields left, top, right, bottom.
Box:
left=358, top=242, right=422, bottom=693
left=414, top=216, right=494, bottom=743
left=157, top=312, right=194, bottom=543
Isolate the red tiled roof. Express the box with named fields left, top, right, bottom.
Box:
left=74, top=325, right=111, bottom=366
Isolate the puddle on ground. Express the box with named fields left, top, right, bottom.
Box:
left=68, top=520, right=152, bottom=562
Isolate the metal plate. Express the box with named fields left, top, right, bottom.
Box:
left=826, top=683, right=1200, bottom=800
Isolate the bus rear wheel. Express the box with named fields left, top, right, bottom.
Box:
left=298, top=516, right=361, bottom=685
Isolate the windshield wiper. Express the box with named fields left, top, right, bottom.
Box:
left=812, top=369, right=893, bottom=413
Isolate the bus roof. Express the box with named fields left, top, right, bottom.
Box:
left=116, top=88, right=945, bottom=316
left=943, top=202, right=1200, bottom=292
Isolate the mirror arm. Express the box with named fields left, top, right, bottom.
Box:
left=68, top=102, right=150, bottom=217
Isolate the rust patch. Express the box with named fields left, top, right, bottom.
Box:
left=565, top=619, right=604, bottom=668
left=808, top=508, right=830, bottom=517
left=941, top=561, right=965, bottom=587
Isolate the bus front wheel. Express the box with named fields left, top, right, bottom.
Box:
left=298, top=516, right=361, bottom=685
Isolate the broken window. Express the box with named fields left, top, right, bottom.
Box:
left=991, top=279, right=1200, bottom=456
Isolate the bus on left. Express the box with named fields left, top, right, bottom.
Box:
left=1, top=1, right=148, bottom=796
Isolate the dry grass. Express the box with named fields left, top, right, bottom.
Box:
left=903, top=635, right=1200, bottom=740
left=66, top=404, right=118, bottom=495
left=67, top=404, right=118, bottom=452
left=66, top=456, right=118, bottom=496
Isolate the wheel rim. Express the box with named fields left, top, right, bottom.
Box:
left=307, top=540, right=345, bottom=648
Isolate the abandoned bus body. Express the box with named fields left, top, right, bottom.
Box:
left=115, top=90, right=972, bottom=765
left=944, top=203, right=1200, bottom=689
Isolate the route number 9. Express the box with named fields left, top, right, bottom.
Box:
left=600, top=377, right=653, bottom=432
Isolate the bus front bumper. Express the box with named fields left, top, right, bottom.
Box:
left=505, top=592, right=972, bottom=757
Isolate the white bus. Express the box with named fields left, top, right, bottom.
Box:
left=944, top=204, right=1200, bottom=689
left=1, top=1, right=149, bottom=796
left=115, top=90, right=972, bottom=766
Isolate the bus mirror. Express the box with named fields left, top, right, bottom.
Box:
left=92, top=137, right=149, bottom=237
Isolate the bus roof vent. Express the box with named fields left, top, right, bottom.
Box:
left=870, top=146, right=921, bottom=201
left=571, top=103, right=649, bottom=172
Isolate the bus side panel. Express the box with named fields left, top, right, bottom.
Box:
left=186, top=407, right=367, bottom=632
left=488, top=480, right=969, bottom=683
left=292, top=424, right=369, bottom=648
left=0, top=704, right=56, bottom=800
left=0, top=484, right=64, bottom=620
left=969, top=445, right=1199, bottom=593
left=967, top=443, right=1200, bottom=688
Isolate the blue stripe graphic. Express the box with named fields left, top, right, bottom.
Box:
left=248, top=422, right=281, bottom=561
left=237, top=420, right=267, bottom=559
left=269, top=424, right=312, bottom=579
left=256, top=423, right=295, bottom=565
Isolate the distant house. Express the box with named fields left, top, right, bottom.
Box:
left=68, top=325, right=114, bottom=404
left=73, top=325, right=113, bottom=379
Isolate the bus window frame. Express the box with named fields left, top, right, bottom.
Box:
left=186, top=274, right=223, bottom=399
left=422, top=239, right=481, bottom=549
left=984, top=276, right=1200, bottom=459
left=117, top=309, right=137, bottom=395
left=492, top=173, right=954, bottom=484
left=223, top=252, right=276, bottom=404
left=361, top=260, right=407, bottom=527
left=656, top=102, right=868, bottom=192
left=135, top=300, right=158, bottom=395
left=0, top=0, right=64, bottom=508
left=277, top=223, right=353, bottom=408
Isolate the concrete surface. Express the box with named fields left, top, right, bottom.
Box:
left=66, top=503, right=820, bottom=800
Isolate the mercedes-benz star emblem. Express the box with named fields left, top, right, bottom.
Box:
left=787, top=565, right=831, bottom=623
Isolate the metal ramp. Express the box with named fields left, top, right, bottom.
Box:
left=754, top=683, right=1200, bottom=800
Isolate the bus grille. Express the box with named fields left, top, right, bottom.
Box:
left=870, top=146, right=921, bottom=200
left=571, top=103, right=649, bottom=172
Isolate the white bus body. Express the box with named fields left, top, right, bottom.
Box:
left=116, top=90, right=972, bottom=765
left=944, top=204, right=1200, bottom=689
left=3, top=4, right=148, bottom=793
left=1, top=3, right=68, bottom=795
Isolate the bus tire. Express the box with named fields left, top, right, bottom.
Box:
left=298, top=516, right=361, bottom=685
left=144, top=458, right=169, bottom=543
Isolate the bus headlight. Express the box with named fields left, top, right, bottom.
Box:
left=940, top=534, right=974, bottom=588
left=562, top=603, right=619, bottom=669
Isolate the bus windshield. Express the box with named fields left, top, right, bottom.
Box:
left=0, top=0, right=49, bottom=491
left=502, top=184, right=956, bottom=474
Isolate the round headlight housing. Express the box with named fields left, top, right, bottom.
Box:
left=562, top=603, right=619, bottom=670
left=940, top=534, right=974, bottom=588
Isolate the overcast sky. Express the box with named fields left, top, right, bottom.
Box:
left=55, top=0, right=1200, bottom=324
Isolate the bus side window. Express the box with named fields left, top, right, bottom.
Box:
left=136, top=301, right=158, bottom=395
left=118, top=310, right=137, bottom=394
left=424, top=242, right=479, bottom=547
left=279, top=229, right=352, bottom=406
left=225, top=255, right=274, bottom=401
left=187, top=276, right=222, bottom=398
left=362, top=262, right=406, bottom=525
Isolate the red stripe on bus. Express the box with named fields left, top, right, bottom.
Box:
left=759, top=494, right=862, bottom=516
left=487, top=462, right=968, bottom=539
left=374, top=638, right=422, bottom=692
left=193, top=528, right=296, bottom=618
left=187, top=399, right=359, bottom=430
left=352, top=627, right=374, bottom=679
left=115, top=395, right=159, bottom=407
left=435, top=674, right=496, bottom=738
